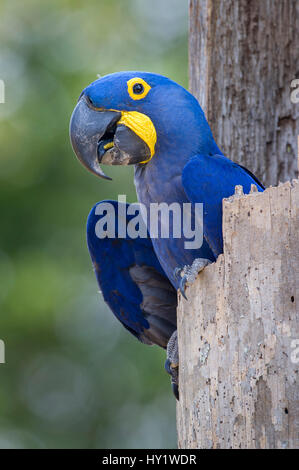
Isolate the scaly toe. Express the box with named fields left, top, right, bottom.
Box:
left=173, top=267, right=182, bottom=281
left=165, top=330, right=179, bottom=400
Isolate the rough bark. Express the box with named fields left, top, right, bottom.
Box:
left=176, top=180, right=299, bottom=448
left=189, top=0, right=299, bottom=187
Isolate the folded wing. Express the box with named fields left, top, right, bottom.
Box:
left=87, top=200, right=177, bottom=348
left=182, top=154, right=265, bottom=257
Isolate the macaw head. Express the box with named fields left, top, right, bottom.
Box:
left=70, top=71, right=217, bottom=180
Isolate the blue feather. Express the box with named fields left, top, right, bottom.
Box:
left=182, top=154, right=264, bottom=257
left=87, top=200, right=177, bottom=347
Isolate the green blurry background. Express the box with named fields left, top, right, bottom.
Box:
left=0, top=0, right=188, bottom=448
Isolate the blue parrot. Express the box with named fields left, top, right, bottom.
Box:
left=70, top=71, right=264, bottom=399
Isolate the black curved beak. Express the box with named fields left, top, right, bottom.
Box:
left=69, top=95, right=121, bottom=180
left=70, top=94, right=152, bottom=180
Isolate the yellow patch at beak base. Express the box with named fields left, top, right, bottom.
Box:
left=118, top=111, right=156, bottom=163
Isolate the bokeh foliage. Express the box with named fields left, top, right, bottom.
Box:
left=0, top=0, right=188, bottom=448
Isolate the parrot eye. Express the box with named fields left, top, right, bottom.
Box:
left=127, top=77, right=151, bottom=100
left=133, top=83, right=144, bottom=94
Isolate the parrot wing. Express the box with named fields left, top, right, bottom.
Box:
left=87, top=200, right=177, bottom=349
left=182, top=154, right=265, bottom=258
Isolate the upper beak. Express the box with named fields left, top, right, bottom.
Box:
left=69, top=95, right=121, bottom=180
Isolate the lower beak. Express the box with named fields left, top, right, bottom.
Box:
left=69, top=95, right=152, bottom=180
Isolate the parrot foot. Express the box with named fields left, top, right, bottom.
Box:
left=174, top=258, right=212, bottom=299
left=165, top=330, right=179, bottom=400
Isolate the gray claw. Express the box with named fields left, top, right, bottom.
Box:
left=179, top=276, right=188, bottom=300
left=173, top=267, right=188, bottom=299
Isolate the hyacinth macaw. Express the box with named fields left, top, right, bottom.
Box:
left=70, top=71, right=264, bottom=399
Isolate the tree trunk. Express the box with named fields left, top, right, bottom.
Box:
left=189, top=0, right=299, bottom=187
left=176, top=180, right=299, bottom=448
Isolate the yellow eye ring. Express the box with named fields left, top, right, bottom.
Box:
left=127, top=77, right=151, bottom=100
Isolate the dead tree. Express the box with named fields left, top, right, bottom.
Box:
left=176, top=0, right=299, bottom=448
left=189, top=0, right=299, bottom=187
left=177, top=181, right=299, bottom=449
